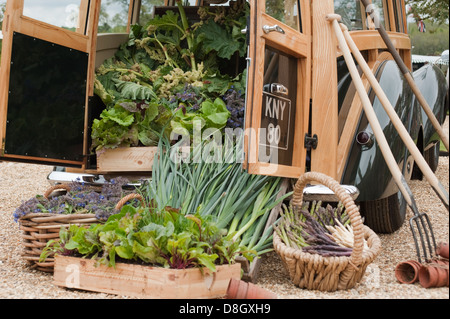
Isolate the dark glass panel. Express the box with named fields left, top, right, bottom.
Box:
left=258, top=46, right=297, bottom=166
left=5, top=32, right=88, bottom=162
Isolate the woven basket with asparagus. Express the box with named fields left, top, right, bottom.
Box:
left=275, top=201, right=368, bottom=257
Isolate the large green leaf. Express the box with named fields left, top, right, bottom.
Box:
left=196, top=20, right=243, bottom=59
left=114, top=79, right=157, bottom=101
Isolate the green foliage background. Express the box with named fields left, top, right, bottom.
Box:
left=0, top=1, right=448, bottom=64
left=409, top=21, right=449, bottom=56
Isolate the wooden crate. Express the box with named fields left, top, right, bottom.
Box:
left=53, top=256, right=241, bottom=299
left=96, top=147, right=157, bottom=172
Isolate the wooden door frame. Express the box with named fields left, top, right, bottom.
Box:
left=0, top=0, right=100, bottom=167
left=244, top=0, right=311, bottom=179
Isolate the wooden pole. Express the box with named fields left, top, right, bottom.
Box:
left=341, top=24, right=449, bottom=210
left=359, top=0, right=449, bottom=152
left=326, top=14, right=417, bottom=211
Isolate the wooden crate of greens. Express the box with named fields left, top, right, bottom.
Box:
left=53, top=255, right=241, bottom=299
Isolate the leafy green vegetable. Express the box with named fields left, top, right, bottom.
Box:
left=200, top=97, right=230, bottom=128
left=195, top=19, right=246, bottom=60
left=141, top=137, right=292, bottom=256
left=42, top=204, right=253, bottom=272
left=91, top=3, right=250, bottom=151
left=113, top=79, right=157, bottom=101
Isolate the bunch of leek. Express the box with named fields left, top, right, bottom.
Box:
left=140, top=136, right=291, bottom=256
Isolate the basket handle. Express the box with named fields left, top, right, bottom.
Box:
left=115, top=193, right=145, bottom=211
left=291, top=172, right=365, bottom=267
left=44, top=184, right=72, bottom=199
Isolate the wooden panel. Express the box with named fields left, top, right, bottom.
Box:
left=310, top=0, right=338, bottom=179
left=349, top=30, right=411, bottom=51
left=17, top=17, right=89, bottom=52
left=53, top=256, right=241, bottom=299
left=386, top=0, right=396, bottom=31
left=0, top=0, right=100, bottom=169
left=0, top=0, right=24, bottom=155
left=97, top=147, right=158, bottom=172
left=261, top=13, right=309, bottom=58
left=1, top=154, right=83, bottom=167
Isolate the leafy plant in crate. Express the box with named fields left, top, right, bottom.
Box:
left=92, top=1, right=249, bottom=152
left=43, top=136, right=291, bottom=275
left=42, top=203, right=255, bottom=272
left=14, top=178, right=137, bottom=272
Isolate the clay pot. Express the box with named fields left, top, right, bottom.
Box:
left=395, top=260, right=421, bottom=284
left=436, top=242, right=449, bottom=259
left=418, top=265, right=439, bottom=288
left=418, top=260, right=449, bottom=288
left=227, top=278, right=277, bottom=299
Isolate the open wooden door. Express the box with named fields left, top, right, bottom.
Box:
left=0, top=0, right=100, bottom=168
left=244, top=0, right=311, bottom=178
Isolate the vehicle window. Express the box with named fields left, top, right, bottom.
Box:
left=139, top=0, right=165, bottom=26
left=265, top=0, right=300, bottom=31
left=334, top=0, right=363, bottom=31
left=260, top=47, right=297, bottom=166
left=393, top=0, right=404, bottom=33
left=23, top=0, right=82, bottom=31
left=99, top=0, right=130, bottom=33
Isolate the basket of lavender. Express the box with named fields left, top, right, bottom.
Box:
left=14, top=178, right=136, bottom=272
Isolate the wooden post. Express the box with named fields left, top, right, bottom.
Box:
left=0, top=0, right=24, bottom=155
left=310, top=0, right=338, bottom=179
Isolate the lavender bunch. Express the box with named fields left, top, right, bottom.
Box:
left=13, top=177, right=133, bottom=222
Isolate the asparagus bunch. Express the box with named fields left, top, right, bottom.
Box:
left=275, top=201, right=358, bottom=257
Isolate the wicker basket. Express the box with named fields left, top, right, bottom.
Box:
left=18, top=185, right=99, bottom=272
left=273, top=172, right=381, bottom=292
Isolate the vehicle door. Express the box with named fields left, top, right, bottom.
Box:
left=0, top=0, right=99, bottom=168
left=244, top=0, right=312, bottom=178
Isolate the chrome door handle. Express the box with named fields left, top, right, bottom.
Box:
left=262, top=24, right=285, bottom=34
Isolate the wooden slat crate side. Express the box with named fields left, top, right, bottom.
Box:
left=96, top=147, right=158, bottom=172
left=53, top=256, right=241, bottom=299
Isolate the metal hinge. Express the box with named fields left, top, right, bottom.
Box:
left=304, top=133, right=318, bottom=150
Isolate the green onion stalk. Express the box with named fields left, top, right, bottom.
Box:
left=140, top=136, right=292, bottom=257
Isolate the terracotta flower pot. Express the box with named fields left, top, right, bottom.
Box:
left=395, top=260, right=421, bottom=284
left=433, top=259, right=449, bottom=288
left=436, top=242, right=449, bottom=259
left=418, top=260, right=449, bottom=288
left=227, top=278, right=277, bottom=299
left=418, top=265, right=439, bottom=288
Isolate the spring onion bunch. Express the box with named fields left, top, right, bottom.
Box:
left=140, top=136, right=292, bottom=256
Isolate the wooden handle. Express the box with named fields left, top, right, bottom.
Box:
left=341, top=26, right=449, bottom=209
left=115, top=193, right=145, bottom=211
left=44, top=184, right=72, bottom=199
left=329, top=17, right=414, bottom=208
left=359, top=0, right=449, bottom=152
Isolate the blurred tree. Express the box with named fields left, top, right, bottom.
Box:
left=406, top=0, right=449, bottom=26
left=409, top=21, right=449, bottom=55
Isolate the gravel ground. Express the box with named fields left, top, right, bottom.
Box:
left=0, top=118, right=448, bottom=299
